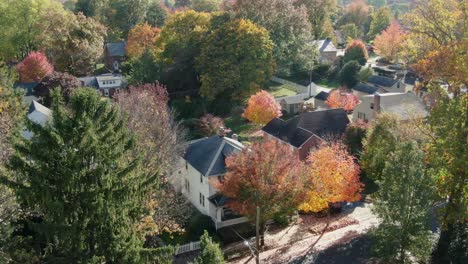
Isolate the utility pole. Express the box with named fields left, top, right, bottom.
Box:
left=255, top=206, right=260, bottom=264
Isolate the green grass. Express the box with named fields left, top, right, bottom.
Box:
left=317, top=79, right=339, bottom=89
left=268, top=81, right=297, bottom=98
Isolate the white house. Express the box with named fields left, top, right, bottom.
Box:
left=313, top=91, right=330, bottom=110
left=23, top=100, right=52, bottom=139
left=78, top=73, right=126, bottom=98
left=353, top=92, right=428, bottom=122
left=174, top=132, right=249, bottom=230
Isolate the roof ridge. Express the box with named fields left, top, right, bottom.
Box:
left=205, top=139, right=226, bottom=177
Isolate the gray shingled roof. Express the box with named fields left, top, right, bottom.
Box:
left=184, top=136, right=243, bottom=177
left=353, top=83, right=380, bottom=94
left=379, top=93, right=428, bottom=120
left=105, top=42, right=126, bottom=57
left=78, top=76, right=98, bottom=88
left=367, top=75, right=399, bottom=87
left=315, top=91, right=329, bottom=101
left=312, top=39, right=337, bottom=53
left=262, top=109, right=350, bottom=148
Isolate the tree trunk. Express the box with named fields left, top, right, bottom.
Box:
left=431, top=223, right=454, bottom=264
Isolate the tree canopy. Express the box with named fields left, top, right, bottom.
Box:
left=243, top=90, right=282, bottom=125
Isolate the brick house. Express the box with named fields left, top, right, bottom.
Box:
left=104, top=42, right=127, bottom=71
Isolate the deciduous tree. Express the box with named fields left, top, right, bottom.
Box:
left=197, top=19, right=274, bottom=102
left=126, top=23, right=161, bottom=59
left=107, top=0, right=151, bottom=37
left=368, top=7, right=392, bottom=39
left=427, top=93, right=468, bottom=263
left=299, top=142, right=362, bottom=213
left=35, top=72, right=81, bottom=106
left=115, top=83, right=189, bottom=236
left=374, top=20, right=405, bottom=63
left=344, top=39, right=369, bottom=65
left=325, top=89, right=360, bottom=112
left=337, top=0, right=370, bottom=32
left=41, top=12, right=106, bottom=76
left=371, top=141, right=434, bottom=263
left=215, top=140, right=306, bottom=246
left=198, top=114, right=224, bottom=137
left=243, top=90, right=282, bottom=125
left=192, top=0, right=221, bottom=12
left=145, top=1, right=169, bottom=27
left=295, top=0, right=337, bottom=40
left=339, top=60, right=361, bottom=89
left=234, top=0, right=315, bottom=74
left=4, top=88, right=148, bottom=262
left=343, top=120, right=368, bottom=157
left=16, top=52, right=54, bottom=83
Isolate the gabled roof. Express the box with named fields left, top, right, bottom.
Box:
left=105, top=42, right=126, bottom=57
left=315, top=91, right=329, bottom=101
left=184, top=136, right=244, bottom=177
left=27, top=101, right=52, bottom=125
left=278, top=93, right=309, bottom=105
left=353, top=83, right=380, bottom=94
left=262, top=109, right=350, bottom=148
left=78, top=76, right=98, bottom=87
left=379, top=93, right=428, bottom=120
left=312, top=39, right=337, bottom=53
left=367, top=75, right=399, bottom=88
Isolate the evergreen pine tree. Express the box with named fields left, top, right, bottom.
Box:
left=371, top=141, right=434, bottom=263
left=194, top=230, right=224, bottom=264
left=6, top=88, right=148, bottom=262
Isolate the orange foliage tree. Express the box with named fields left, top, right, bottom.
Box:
left=374, top=20, right=405, bottom=63
left=243, top=90, right=282, bottom=125
left=325, top=89, right=360, bottom=112
left=16, top=51, right=54, bottom=82
left=215, top=139, right=306, bottom=245
left=126, top=23, right=161, bottom=58
left=299, top=142, right=363, bottom=213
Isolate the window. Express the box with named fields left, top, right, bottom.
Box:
left=199, top=193, right=205, bottom=207
left=200, top=174, right=203, bottom=183
left=370, top=103, right=374, bottom=109
left=185, top=161, right=188, bottom=170
left=358, top=112, right=366, bottom=120
left=397, top=83, right=401, bottom=88
left=184, top=179, right=190, bottom=193
left=104, top=89, right=109, bottom=97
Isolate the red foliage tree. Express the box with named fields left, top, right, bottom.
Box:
left=16, top=51, right=54, bottom=82
left=35, top=71, right=81, bottom=106
left=325, top=89, right=360, bottom=111
left=198, top=114, right=225, bottom=137
left=299, top=142, right=363, bottom=213
left=214, top=139, right=306, bottom=245
left=243, top=90, right=282, bottom=125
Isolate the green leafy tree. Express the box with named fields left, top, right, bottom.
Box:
left=174, top=0, right=192, bottom=7
left=107, top=0, right=151, bottom=37
left=145, top=1, right=169, bottom=27
left=75, top=0, right=108, bottom=19
left=343, top=120, right=368, bottom=157
left=368, top=7, right=392, bottom=39
left=234, top=0, right=315, bottom=75
left=344, top=39, right=368, bottom=65
left=339, top=60, right=361, bottom=88
left=194, top=231, right=225, bottom=264
left=196, top=18, right=274, bottom=102
left=428, top=92, right=468, bottom=263
left=40, top=12, right=106, bottom=76
left=295, top=0, right=337, bottom=40
left=372, top=141, right=434, bottom=263
left=123, top=50, right=161, bottom=85
left=358, top=67, right=374, bottom=82
left=340, top=23, right=362, bottom=42
left=156, top=10, right=211, bottom=93
left=0, top=0, right=66, bottom=61
left=3, top=88, right=149, bottom=262
left=192, top=0, right=221, bottom=12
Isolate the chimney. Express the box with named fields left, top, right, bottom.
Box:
left=232, top=134, right=239, bottom=141
left=218, top=126, right=225, bottom=137
left=374, top=93, right=381, bottom=116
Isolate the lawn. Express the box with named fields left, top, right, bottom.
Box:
left=224, top=116, right=261, bottom=144
left=317, top=79, right=340, bottom=89
left=268, top=80, right=297, bottom=98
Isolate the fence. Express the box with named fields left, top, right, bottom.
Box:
left=175, top=241, right=201, bottom=256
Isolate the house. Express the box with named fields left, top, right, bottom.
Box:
left=78, top=73, right=126, bottom=98
left=277, top=94, right=310, bottom=114
left=13, top=82, right=39, bottom=104
left=367, top=75, right=408, bottom=93
left=23, top=100, right=52, bottom=139
left=104, top=42, right=127, bottom=71
left=313, top=91, right=330, bottom=110
left=174, top=131, right=249, bottom=230
left=352, top=83, right=386, bottom=98
left=353, top=92, right=428, bottom=122
left=312, top=39, right=338, bottom=64
left=262, top=109, right=350, bottom=160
